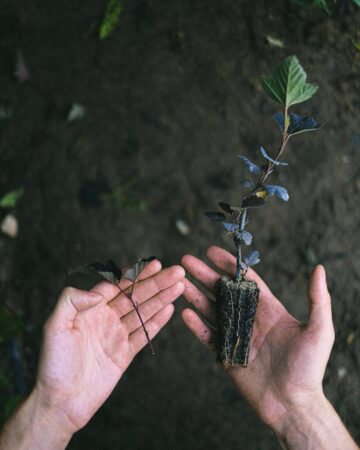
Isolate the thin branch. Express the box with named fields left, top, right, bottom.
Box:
left=116, top=283, right=155, bottom=355
left=235, top=242, right=242, bottom=280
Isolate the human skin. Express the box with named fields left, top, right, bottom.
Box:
left=181, top=246, right=359, bottom=450
left=0, top=260, right=185, bottom=450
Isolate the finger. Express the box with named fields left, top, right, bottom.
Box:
left=90, top=259, right=163, bottom=300
left=206, top=246, right=276, bottom=301
left=129, top=304, right=175, bottom=354
left=47, top=288, right=103, bottom=333
left=307, top=265, right=334, bottom=336
left=182, top=308, right=215, bottom=350
left=182, top=278, right=216, bottom=324
left=181, top=254, right=220, bottom=290
left=109, top=265, right=185, bottom=317
left=122, top=281, right=185, bottom=334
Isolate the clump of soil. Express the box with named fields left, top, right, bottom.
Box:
left=216, top=277, right=259, bottom=368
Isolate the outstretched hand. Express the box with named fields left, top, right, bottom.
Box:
left=181, top=246, right=334, bottom=432
left=35, top=260, right=185, bottom=436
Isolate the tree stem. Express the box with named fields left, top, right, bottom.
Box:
left=235, top=210, right=248, bottom=280
left=116, top=284, right=155, bottom=355
left=260, top=106, right=289, bottom=185
left=240, top=209, right=247, bottom=231
left=235, top=243, right=242, bottom=281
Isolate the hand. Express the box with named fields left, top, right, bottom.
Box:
left=34, top=260, right=185, bottom=437
left=181, top=246, right=334, bottom=433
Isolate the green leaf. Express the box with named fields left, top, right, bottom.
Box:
left=99, top=0, right=123, bottom=40
left=353, top=0, right=360, bottom=6
left=313, top=0, right=337, bottom=14
left=261, top=55, right=318, bottom=109
left=292, top=0, right=337, bottom=13
left=352, top=39, right=360, bottom=51
left=0, top=188, right=24, bottom=209
left=0, top=371, right=9, bottom=389
left=292, top=0, right=312, bottom=5
left=3, top=395, right=23, bottom=419
left=0, top=307, right=23, bottom=343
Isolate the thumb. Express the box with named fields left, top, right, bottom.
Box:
left=307, top=265, right=333, bottom=335
left=47, top=287, right=104, bottom=332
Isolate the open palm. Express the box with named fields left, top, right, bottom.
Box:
left=35, top=260, right=185, bottom=434
left=181, top=246, right=334, bottom=429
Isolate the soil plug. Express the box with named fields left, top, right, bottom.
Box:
left=215, top=278, right=259, bottom=367
left=205, top=56, right=320, bottom=368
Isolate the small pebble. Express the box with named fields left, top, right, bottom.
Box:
left=337, top=366, right=347, bottom=380
left=0, top=105, right=12, bottom=120
left=14, top=50, right=30, bottom=83
left=266, top=35, right=285, bottom=48
left=347, top=332, right=356, bottom=346
left=175, top=219, right=190, bottom=236
left=67, top=103, right=86, bottom=122
left=1, top=214, right=18, bottom=238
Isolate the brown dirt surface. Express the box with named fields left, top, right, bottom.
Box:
left=1, top=1, right=359, bottom=448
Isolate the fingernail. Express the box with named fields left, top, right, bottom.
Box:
left=321, top=265, right=327, bottom=283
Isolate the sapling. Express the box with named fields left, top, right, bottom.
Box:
left=205, top=55, right=320, bottom=368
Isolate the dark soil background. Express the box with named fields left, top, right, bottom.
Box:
left=1, top=1, right=360, bottom=448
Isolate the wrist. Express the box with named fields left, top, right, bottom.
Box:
left=271, top=391, right=330, bottom=438
left=28, top=386, right=76, bottom=443
left=271, top=391, right=358, bottom=450
left=1, top=388, right=75, bottom=450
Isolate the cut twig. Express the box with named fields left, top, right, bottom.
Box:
left=116, top=283, right=155, bottom=355
left=69, top=257, right=156, bottom=354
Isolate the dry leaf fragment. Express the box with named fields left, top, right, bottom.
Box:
left=14, top=51, right=30, bottom=83
left=175, top=219, right=190, bottom=236
left=1, top=214, right=18, bottom=238
left=347, top=332, right=356, bottom=346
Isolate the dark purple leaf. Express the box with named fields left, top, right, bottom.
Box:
left=229, top=205, right=243, bottom=212
left=222, top=223, right=239, bottom=232
left=237, top=155, right=261, bottom=176
left=273, top=112, right=285, bottom=131
left=264, top=184, right=289, bottom=201
left=243, top=250, right=260, bottom=267
left=218, top=202, right=233, bottom=214
left=274, top=113, right=320, bottom=135
left=288, top=113, right=320, bottom=135
left=69, top=260, right=122, bottom=284
left=235, top=230, right=253, bottom=245
left=123, top=257, right=156, bottom=282
left=242, top=196, right=266, bottom=209
left=260, top=146, right=288, bottom=166
left=204, top=211, right=226, bottom=222
left=240, top=179, right=255, bottom=190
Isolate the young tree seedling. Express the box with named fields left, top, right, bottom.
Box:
left=205, top=55, right=320, bottom=367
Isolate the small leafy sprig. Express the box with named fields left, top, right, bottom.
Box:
left=293, top=0, right=360, bottom=15
left=0, top=188, right=24, bottom=209
left=99, top=0, right=123, bottom=41
left=69, top=257, right=156, bottom=354
left=205, top=56, right=320, bottom=281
